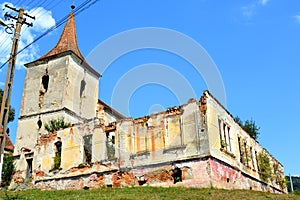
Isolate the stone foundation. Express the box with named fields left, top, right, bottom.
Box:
left=14, top=156, right=283, bottom=193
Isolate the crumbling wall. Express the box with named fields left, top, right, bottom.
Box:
left=203, top=90, right=286, bottom=193
left=116, top=100, right=208, bottom=170
left=63, top=55, right=99, bottom=120
left=12, top=92, right=286, bottom=194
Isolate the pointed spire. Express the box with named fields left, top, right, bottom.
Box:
left=37, top=11, right=84, bottom=61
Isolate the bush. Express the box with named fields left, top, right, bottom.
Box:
left=257, top=151, right=272, bottom=182
left=44, top=118, right=71, bottom=132
left=1, top=152, right=15, bottom=186
left=53, top=154, right=61, bottom=169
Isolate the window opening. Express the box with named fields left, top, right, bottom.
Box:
left=54, top=139, right=62, bottom=169
left=80, top=79, right=86, bottom=98
left=106, top=131, right=115, bottom=160
left=83, top=135, right=92, bottom=164
left=42, top=69, right=49, bottom=92
left=172, top=166, right=182, bottom=184
left=238, top=137, right=244, bottom=163
left=37, top=116, right=42, bottom=129
left=26, top=158, right=33, bottom=180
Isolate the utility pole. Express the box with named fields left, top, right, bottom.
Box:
left=0, top=19, right=6, bottom=27
left=0, top=4, right=34, bottom=183
left=289, top=173, right=294, bottom=193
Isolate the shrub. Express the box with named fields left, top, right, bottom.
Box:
left=53, top=154, right=61, bottom=169
left=1, top=152, right=15, bottom=186
left=44, top=118, right=71, bottom=132
left=257, top=151, right=272, bottom=182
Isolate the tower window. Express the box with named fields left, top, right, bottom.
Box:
left=80, top=79, right=86, bottom=98
left=37, top=117, right=42, bottom=129
left=42, top=69, right=49, bottom=92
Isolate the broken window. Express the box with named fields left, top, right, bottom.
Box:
left=218, top=119, right=231, bottom=151
left=26, top=158, right=33, bottom=180
left=250, top=147, right=255, bottom=169
left=39, top=69, right=49, bottom=108
left=224, top=125, right=231, bottom=152
left=42, top=69, right=49, bottom=92
left=255, top=151, right=259, bottom=171
left=37, top=117, right=42, bottom=129
left=54, top=140, right=62, bottom=169
left=83, top=135, right=92, bottom=164
left=80, top=79, right=86, bottom=98
left=218, top=119, right=224, bottom=148
left=238, top=137, right=244, bottom=163
left=244, top=141, right=249, bottom=166
left=106, top=131, right=115, bottom=160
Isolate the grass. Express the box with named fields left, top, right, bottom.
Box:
left=1, top=187, right=300, bottom=200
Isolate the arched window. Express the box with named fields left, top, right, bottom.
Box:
left=42, top=69, right=49, bottom=92
left=37, top=116, right=42, bottom=129
left=80, top=79, right=86, bottom=98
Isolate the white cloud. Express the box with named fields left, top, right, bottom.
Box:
left=294, top=13, right=300, bottom=23
left=242, top=0, right=270, bottom=18
left=259, top=0, right=269, bottom=6
left=0, top=2, right=56, bottom=70
left=242, top=4, right=256, bottom=18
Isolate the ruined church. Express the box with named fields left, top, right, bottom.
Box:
left=10, top=11, right=286, bottom=193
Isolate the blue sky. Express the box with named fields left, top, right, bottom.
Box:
left=0, top=0, right=299, bottom=176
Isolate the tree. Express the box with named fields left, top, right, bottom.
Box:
left=243, top=119, right=260, bottom=140
left=0, top=88, right=15, bottom=125
left=1, top=152, right=14, bottom=187
left=234, top=116, right=260, bottom=140
left=0, top=88, right=15, bottom=186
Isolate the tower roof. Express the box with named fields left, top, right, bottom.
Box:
left=37, top=11, right=84, bottom=61
left=25, top=11, right=100, bottom=78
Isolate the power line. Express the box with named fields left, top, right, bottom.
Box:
left=0, top=0, right=64, bottom=60
left=0, top=4, right=35, bottom=183
left=0, top=0, right=101, bottom=70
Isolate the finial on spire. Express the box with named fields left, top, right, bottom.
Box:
left=71, top=4, right=75, bottom=10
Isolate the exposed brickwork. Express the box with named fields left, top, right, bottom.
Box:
left=112, top=172, right=137, bottom=187
left=11, top=9, right=286, bottom=195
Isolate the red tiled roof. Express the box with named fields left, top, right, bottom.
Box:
left=4, top=134, right=14, bottom=152
left=37, top=11, right=84, bottom=61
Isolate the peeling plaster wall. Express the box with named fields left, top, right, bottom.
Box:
left=204, top=91, right=286, bottom=193
left=114, top=100, right=207, bottom=170
left=20, top=57, right=67, bottom=117
left=15, top=54, right=99, bottom=156
left=14, top=110, right=80, bottom=155
left=11, top=91, right=286, bottom=194
left=63, top=56, right=99, bottom=120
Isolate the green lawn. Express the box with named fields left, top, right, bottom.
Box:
left=1, top=187, right=300, bottom=200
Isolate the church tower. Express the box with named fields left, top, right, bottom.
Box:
left=14, top=11, right=100, bottom=155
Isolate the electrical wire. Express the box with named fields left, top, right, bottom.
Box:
left=0, top=0, right=63, bottom=60
left=0, top=0, right=89, bottom=60
left=0, top=0, right=100, bottom=70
